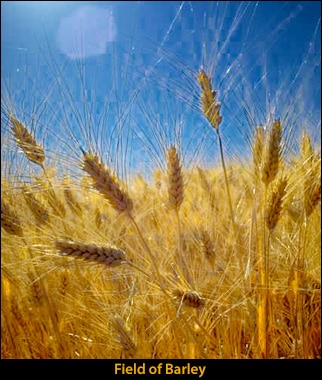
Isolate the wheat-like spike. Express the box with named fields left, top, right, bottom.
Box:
left=198, top=69, right=222, bottom=130
left=59, top=269, right=69, bottom=297
left=82, top=153, right=133, bottom=214
left=29, top=276, right=45, bottom=305
left=22, top=185, right=50, bottom=225
left=45, top=187, right=66, bottom=218
left=301, top=130, right=315, bottom=166
left=304, top=164, right=321, bottom=217
left=200, top=230, right=214, bottom=259
left=35, top=174, right=67, bottom=218
left=174, top=289, right=206, bottom=309
left=55, top=239, right=126, bottom=266
left=265, top=176, right=287, bottom=231
left=62, top=177, right=83, bottom=217
left=1, top=199, right=23, bottom=236
left=114, top=318, right=137, bottom=359
left=253, top=125, right=265, bottom=181
left=10, top=115, right=45, bottom=166
left=261, top=119, right=282, bottom=186
left=197, top=167, right=210, bottom=194
left=95, top=207, right=109, bottom=229
left=167, top=145, right=184, bottom=211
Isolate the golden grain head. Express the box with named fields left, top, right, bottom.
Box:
left=55, top=239, right=126, bottom=266
left=174, top=289, right=205, bottom=309
left=82, top=153, right=133, bottom=214
left=253, top=125, right=265, bottom=179
left=166, top=145, right=184, bottom=211
left=198, top=69, right=222, bottom=130
left=261, top=119, right=282, bottom=186
left=265, top=176, right=288, bottom=231
left=10, top=115, right=45, bottom=166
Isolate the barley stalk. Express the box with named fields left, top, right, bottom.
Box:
left=82, top=153, right=133, bottom=214
left=257, top=119, right=283, bottom=357
left=198, top=69, right=235, bottom=228
left=55, top=239, right=126, bottom=266
left=10, top=115, right=45, bottom=166
left=166, top=145, right=194, bottom=286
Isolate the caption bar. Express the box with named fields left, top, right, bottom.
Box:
left=115, top=363, right=206, bottom=377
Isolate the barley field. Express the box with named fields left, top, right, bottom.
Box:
left=1, top=1, right=321, bottom=359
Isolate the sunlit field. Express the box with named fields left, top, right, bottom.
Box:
left=1, top=1, right=321, bottom=359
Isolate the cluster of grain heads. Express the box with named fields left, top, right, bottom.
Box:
left=198, top=69, right=222, bottom=130
left=265, top=176, right=288, bottom=231
left=1, top=199, right=23, bottom=236
left=261, top=120, right=282, bottom=187
left=166, top=145, right=184, bottom=211
left=82, top=153, right=133, bottom=214
left=9, top=115, right=45, bottom=166
left=55, top=239, right=126, bottom=266
left=9, top=115, right=67, bottom=220
left=82, top=152, right=166, bottom=291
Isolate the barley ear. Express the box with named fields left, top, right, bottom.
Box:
left=82, top=153, right=133, bottom=214
left=167, top=145, right=184, bottom=211
left=301, top=130, right=314, bottom=166
left=265, top=176, right=287, bottom=231
left=198, top=69, right=222, bottom=130
left=253, top=125, right=265, bottom=181
left=10, top=115, right=45, bottom=166
left=114, top=318, right=137, bottom=359
left=261, top=119, right=282, bottom=186
left=55, top=239, right=126, bottom=266
left=304, top=161, right=321, bottom=217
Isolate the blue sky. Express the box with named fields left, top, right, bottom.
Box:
left=1, top=1, right=321, bottom=177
